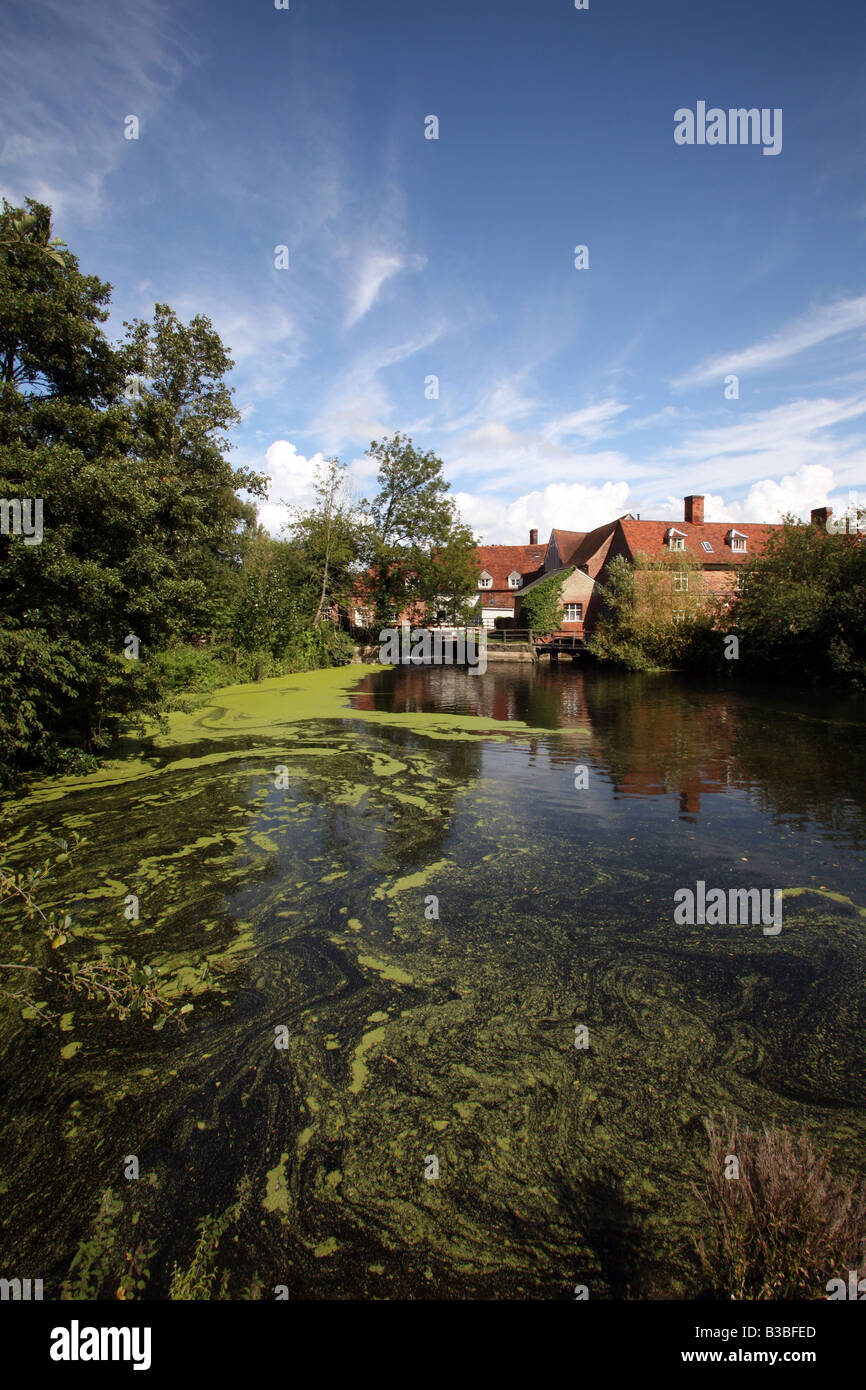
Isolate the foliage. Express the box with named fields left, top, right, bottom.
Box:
left=285, top=457, right=361, bottom=626
left=695, top=1110, right=866, bottom=1299
left=519, top=567, right=574, bottom=635
left=588, top=553, right=722, bottom=671
left=61, top=1188, right=157, bottom=1301
left=0, top=827, right=182, bottom=1030
left=0, top=200, right=269, bottom=778
left=359, top=431, right=479, bottom=625
left=168, top=1177, right=253, bottom=1300
left=731, top=515, right=866, bottom=689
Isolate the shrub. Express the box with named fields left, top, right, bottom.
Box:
left=694, top=1110, right=866, bottom=1299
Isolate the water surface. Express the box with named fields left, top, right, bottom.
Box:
left=1, top=663, right=864, bottom=1299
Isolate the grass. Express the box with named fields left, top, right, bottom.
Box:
left=694, top=1109, right=866, bottom=1299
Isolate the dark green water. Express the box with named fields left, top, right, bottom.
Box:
left=1, top=663, right=865, bottom=1299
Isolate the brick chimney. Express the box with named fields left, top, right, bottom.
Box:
left=810, top=506, right=832, bottom=530
left=529, top=528, right=538, bottom=545
left=684, top=495, right=704, bottom=525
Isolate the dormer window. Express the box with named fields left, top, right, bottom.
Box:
left=507, top=571, right=522, bottom=589
left=478, top=571, right=493, bottom=589
left=666, top=527, right=686, bottom=551
left=727, top=530, right=748, bottom=552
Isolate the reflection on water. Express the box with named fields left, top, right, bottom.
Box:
left=0, top=664, right=864, bottom=1300
left=353, top=664, right=866, bottom=841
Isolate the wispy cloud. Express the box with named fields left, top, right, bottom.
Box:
left=0, top=0, right=192, bottom=223
left=673, top=295, right=866, bottom=389
left=309, top=326, right=444, bottom=452
left=345, top=250, right=426, bottom=327
left=673, top=395, right=866, bottom=458
left=544, top=400, right=629, bottom=444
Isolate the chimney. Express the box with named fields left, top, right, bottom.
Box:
left=811, top=506, right=832, bottom=530
left=529, top=528, right=538, bottom=545
left=684, top=495, right=704, bottom=525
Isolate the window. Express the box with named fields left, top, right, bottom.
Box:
left=735, top=570, right=747, bottom=592
left=701, top=540, right=714, bottom=554
left=507, top=571, right=522, bottom=589
left=673, top=610, right=686, bottom=624
left=478, top=571, right=493, bottom=589
left=727, top=530, right=748, bottom=552
left=666, top=528, right=686, bottom=551
left=564, top=603, right=583, bottom=622
left=354, top=607, right=372, bottom=628
left=673, top=572, right=689, bottom=592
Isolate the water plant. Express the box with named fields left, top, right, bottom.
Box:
left=694, top=1109, right=866, bottom=1299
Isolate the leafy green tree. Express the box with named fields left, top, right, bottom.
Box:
left=0, top=200, right=268, bottom=777
left=0, top=197, right=123, bottom=403
left=732, top=516, right=866, bottom=689
left=285, top=458, right=361, bottom=627
left=122, top=302, right=267, bottom=637
left=588, top=552, right=719, bottom=670
left=360, top=432, right=478, bottom=625
left=231, top=531, right=310, bottom=655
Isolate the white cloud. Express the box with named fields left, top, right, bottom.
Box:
left=310, top=327, right=444, bottom=452
left=544, top=400, right=629, bottom=443
left=453, top=480, right=631, bottom=545
left=676, top=396, right=866, bottom=458
left=673, top=295, right=866, bottom=389
left=345, top=251, right=425, bottom=327
left=663, top=466, right=836, bottom=524
left=448, top=419, right=646, bottom=494
left=256, top=441, right=328, bottom=533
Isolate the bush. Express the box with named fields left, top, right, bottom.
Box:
left=694, top=1110, right=866, bottom=1299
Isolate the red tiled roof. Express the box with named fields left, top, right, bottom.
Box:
left=617, top=518, right=781, bottom=565
left=569, top=520, right=620, bottom=571
left=477, top=544, right=544, bottom=593
left=550, top=529, right=586, bottom=565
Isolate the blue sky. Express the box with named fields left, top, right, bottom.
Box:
left=3, top=0, right=865, bottom=541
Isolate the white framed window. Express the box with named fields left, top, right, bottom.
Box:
left=673, top=610, right=687, bottom=624
left=735, top=570, right=747, bottom=591
left=507, top=571, right=522, bottom=589
left=354, top=607, right=372, bottom=627
left=673, top=572, right=689, bottom=592
left=564, top=603, right=583, bottom=622
left=666, top=528, right=686, bottom=551
left=701, top=540, right=714, bottom=554
left=478, top=571, right=493, bottom=589
left=727, top=530, right=748, bottom=552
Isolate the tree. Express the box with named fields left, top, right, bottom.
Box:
left=732, top=516, right=866, bottom=689
left=360, top=432, right=478, bottom=624
left=0, top=200, right=269, bottom=777
left=121, top=303, right=267, bottom=637
left=588, top=552, right=719, bottom=670
left=0, top=197, right=123, bottom=403
left=286, top=458, right=360, bottom=627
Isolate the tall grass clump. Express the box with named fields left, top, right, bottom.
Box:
left=695, top=1110, right=866, bottom=1299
